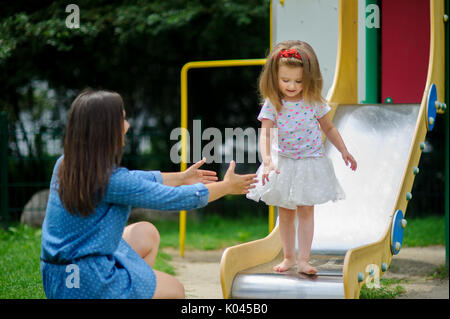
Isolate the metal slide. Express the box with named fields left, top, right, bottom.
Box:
left=230, top=103, right=419, bottom=299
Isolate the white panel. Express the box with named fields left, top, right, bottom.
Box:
left=273, top=0, right=339, bottom=99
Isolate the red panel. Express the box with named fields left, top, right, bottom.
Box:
left=381, top=0, right=430, bottom=103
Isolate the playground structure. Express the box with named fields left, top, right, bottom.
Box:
left=218, top=0, right=448, bottom=299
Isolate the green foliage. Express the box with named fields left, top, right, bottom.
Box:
left=1, top=0, right=269, bottom=123
left=1, top=0, right=269, bottom=222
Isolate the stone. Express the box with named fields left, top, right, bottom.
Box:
left=20, top=189, right=49, bottom=228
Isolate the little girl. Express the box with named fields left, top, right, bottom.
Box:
left=247, top=40, right=357, bottom=275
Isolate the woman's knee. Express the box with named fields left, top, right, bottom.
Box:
left=123, top=221, right=160, bottom=256
left=135, top=221, right=160, bottom=242
left=142, top=221, right=160, bottom=243
left=153, top=270, right=185, bottom=299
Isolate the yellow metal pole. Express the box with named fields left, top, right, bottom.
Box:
left=268, top=205, right=275, bottom=233
left=179, top=61, right=189, bottom=257
left=179, top=59, right=267, bottom=257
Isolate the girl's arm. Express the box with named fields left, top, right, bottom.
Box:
left=318, top=114, right=357, bottom=171
left=260, top=119, right=275, bottom=165
left=260, top=119, right=280, bottom=185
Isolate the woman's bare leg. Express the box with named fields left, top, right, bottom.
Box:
left=123, top=221, right=186, bottom=299
left=152, top=270, right=185, bottom=299
left=273, top=207, right=297, bottom=272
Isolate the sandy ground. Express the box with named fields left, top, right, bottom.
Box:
left=163, top=245, right=448, bottom=299
left=383, top=245, right=448, bottom=299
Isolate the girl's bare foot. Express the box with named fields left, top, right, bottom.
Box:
left=273, top=258, right=296, bottom=272
left=297, top=260, right=317, bottom=275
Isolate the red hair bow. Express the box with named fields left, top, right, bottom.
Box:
left=278, top=49, right=302, bottom=60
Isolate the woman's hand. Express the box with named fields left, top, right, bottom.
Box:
left=223, top=161, right=258, bottom=194
left=262, top=160, right=280, bottom=186
left=342, top=151, right=357, bottom=171
left=205, top=161, right=258, bottom=202
left=182, top=157, right=218, bottom=185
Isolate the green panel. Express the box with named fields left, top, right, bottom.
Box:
left=365, top=0, right=380, bottom=103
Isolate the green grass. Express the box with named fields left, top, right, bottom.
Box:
left=0, top=214, right=267, bottom=298
left=0, top=215, right=445, bottom=299
left=428, top=264, right=449, bottom=280
left=402, top=215, right=446, bottom=247
left=360, top=278, right=407, bottom=299
left=152, top=214, right=268, bottom=250
left=0, top=223, right=176, bottom=298
left=0, top=225, right=45, bottom=298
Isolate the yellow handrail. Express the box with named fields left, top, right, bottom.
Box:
left=179, top=59, right=267, bottom=257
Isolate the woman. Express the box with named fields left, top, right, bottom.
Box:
left=40, top=89, right=257, bottom=299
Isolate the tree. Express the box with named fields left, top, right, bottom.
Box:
left=0, top=0, right=270, bottom=220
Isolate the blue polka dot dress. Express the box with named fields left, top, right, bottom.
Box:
left=40, top=156, right=209, bottom=299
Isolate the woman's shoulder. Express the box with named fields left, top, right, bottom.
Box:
left=54, top=155, right=63, bottom=168
left=109, top=166, right=130, bottom=179
left=50, top=155, right=64, bottom=181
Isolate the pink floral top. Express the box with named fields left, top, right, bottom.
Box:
left=257, top=98, right=331, bottom=159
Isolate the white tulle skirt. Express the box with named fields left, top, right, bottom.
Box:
left=246, top=155, right=345, bottom=209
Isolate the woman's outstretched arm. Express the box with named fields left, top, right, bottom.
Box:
left=104, top=161, right=257, bottom=211
left=161, top=158, right=218, bottom=186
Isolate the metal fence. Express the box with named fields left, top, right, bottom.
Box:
left=1, top=109, right=444, bottom=228
left=1, top=112, right=8, bottom=226
left=0, top=112, right=267, bottom=227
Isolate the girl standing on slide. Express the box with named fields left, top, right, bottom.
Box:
left=247, top=40, right=357, bottom=275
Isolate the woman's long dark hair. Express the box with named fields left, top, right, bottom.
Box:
left=58, top=89, right=125, bottom=217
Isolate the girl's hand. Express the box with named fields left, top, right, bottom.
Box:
left=223, top=161, right=258, bottom=194
left=262, top=160, right=280, bottom=186
left=342, top=151, right=357, bottom=171
left=182, top=157, right=218, bottom=185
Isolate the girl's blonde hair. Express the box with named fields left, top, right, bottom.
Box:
left=258, top=40, right=325, bottom=112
